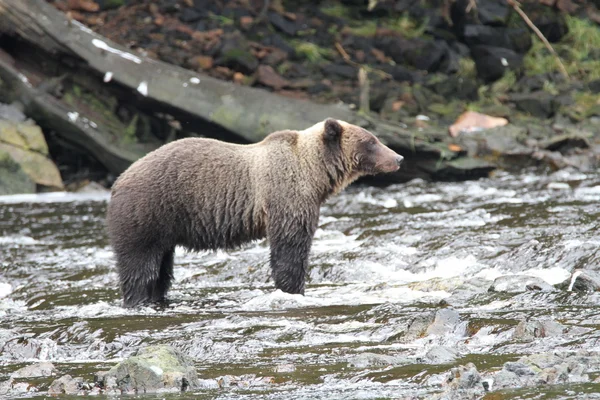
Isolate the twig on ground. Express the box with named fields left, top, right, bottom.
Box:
left=334, top=42, right=392, bottom=79
left=507, top=0, right=570, bottom=80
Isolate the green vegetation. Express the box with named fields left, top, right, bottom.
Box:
left=291, top=41, right=334, bottom=63
left=347, top=14, right=428, bottom=38
left=208, top=13, right=234, bottom=26
left=564, top=91, right=600, bottom=121
left=523, top=15, right=600, bottom=82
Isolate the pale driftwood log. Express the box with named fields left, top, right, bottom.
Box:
left=0, top=0, right=494, bottom=179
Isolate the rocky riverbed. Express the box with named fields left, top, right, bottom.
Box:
left=1, top=169, right=600, bottom=399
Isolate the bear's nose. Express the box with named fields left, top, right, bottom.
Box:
left=396, top=155, right=404, bottom=166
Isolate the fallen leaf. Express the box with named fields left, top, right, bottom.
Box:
left=449, top=111, right=508, bottom=137
left=448, top=144, right=463, bottom=152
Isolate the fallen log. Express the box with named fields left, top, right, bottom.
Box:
left=0, top=0, right=495, bottom=181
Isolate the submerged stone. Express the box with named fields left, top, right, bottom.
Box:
left=489, top=275, right=554, bottom=293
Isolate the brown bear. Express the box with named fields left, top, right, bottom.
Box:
left=106, top=118, right=403, bottom=307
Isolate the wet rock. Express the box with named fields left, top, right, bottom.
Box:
left=0, top=378, right=33, bottom=397
left=452, top=0, right=511, bottom=28
left=463, top=25, right=532, bottom=54
left=426, top=308, right=464, bottom=336
left=96, top=345, right=200, bottom=393
left=510, top=91, right=556, bottom=118
left=48, top=375, right=84, bottom=395
left=424, top=346, right=458, bottom=364
left=566, top=270, right=600, bottom=292
left=347, top=352, right=405, bottom=368
left=512, top=319, right=565, bottom=342
left=470, top=45, right=522, bottom=82
left=256, top=65, right=289, bottom=90
left=262, top=48, right=287, bottom=66
left=524, top=4, right=568, bottom=42
left=489, top=275, right=554, bottom=293
left=273, top=364, right=296, bottom=373
left=179, top=7, right=204, bottom=23
left=446, top=363, right=482, bottom=390
left=217, top=374, right=275, bottom=388
left=11, top=362, right=57, bottom=378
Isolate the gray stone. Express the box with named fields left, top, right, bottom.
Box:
left=11, top=362, right=57, bottom=378
left=446, top=363, right=482, bottom=390
left=48, top=375, right=83, bottom=395
left=424, top=346, right=458, bottom=364
left=347, top=352, right=404, bottom=368
left=510, top=91, right=556, bottom=118
left=512, top=319, right=565, bottom=342
left=426, top=308, right=464, bottom=337
left=96, top=345, right=200, bottom=394
left=489, top=275, right=554, bottom=293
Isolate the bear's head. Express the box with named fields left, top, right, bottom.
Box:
left=322, top=118, right=403, bottom=175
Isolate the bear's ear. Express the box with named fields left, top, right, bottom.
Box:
left=324, top=118, right=343, bottom=141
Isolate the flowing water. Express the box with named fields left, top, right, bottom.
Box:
left=1, top=169, right=600, bottom=399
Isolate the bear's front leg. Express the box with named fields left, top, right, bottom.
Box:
left=268, top=212, right=319, bottom=295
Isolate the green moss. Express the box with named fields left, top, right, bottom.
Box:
left=208, top=13, right=234, bottom=26
left=291, top=41, right=334, bottom=64
left=320, top=3, right=352, bottom=19
left=347, top=13, right=428, bottom=38
left=523, top=15, right=600, bottom=82
left=565, top=91, right=600, bottom=121
left=103, top=0, right=124, bottom=9
left=457, top=58, right=477, bottom=79
left=490, top=70, right=517, bottom=95
left=123, top=113, right=138, bottom=144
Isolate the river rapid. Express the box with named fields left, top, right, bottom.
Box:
left=1, top=168, right=599, bottom=399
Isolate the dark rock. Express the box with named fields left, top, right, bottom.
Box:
left=425, top=346, right=459, bottom=364
left=322, top=64, right=357, bottom=79
left=463, top=25, right=531, bottom=54
left=451, top=0, right=511, bottom=28
left=216, top=33, right=259, bottom=74
left=48, top=375, right=84, bottom=395
left=524, top=4, right=568, bottom=43
left=11, top=362, right=57, bottom=378
left=307, top=82, right=330, bottom=94
left=376, top=37, right=449, bottom=73
left=470, top=45, right=522, bottom=82
left=512, top=319, right=565, bottom=341
left=268, top=12, right=299, bottom=36
left=541, top=134, right=591, bottom=153
left=96, top=345, right=200, bottom=394
left=567, top=270, right=600, bottom=292
left=589, top=79, right=600, bottom=94
left=179, top=7, right=204, bottom=23
left=381, top=65, right=418, bottom=83
left=510, top=91, right=556, bottom=118
left=489, top=275, right=554, bottom=293
left=261, top=34, right=295, bottom=56
left=429, top=75, right=478, bottom=101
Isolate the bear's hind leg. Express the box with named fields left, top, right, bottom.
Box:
left=151, top=247, right=175, bottom=303
left=116, top=248, right=163, bottom=308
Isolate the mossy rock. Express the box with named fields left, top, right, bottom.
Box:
left=97, top=345, right=201, bottom=393
left=0, top=148, right=35, bottom=195
left=0, top=143, right=63, bottom=190
left=0, top=120, right=27, bottom=148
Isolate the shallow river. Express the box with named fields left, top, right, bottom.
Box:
left=1, top=168, right=600, bottom=399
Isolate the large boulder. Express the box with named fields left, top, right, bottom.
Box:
left=0, top=117, right=63, bottom=192
left=96, top=345, right=201, bottom=394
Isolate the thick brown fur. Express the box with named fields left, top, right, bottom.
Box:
left=106, top=119, right=403, bottom=307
